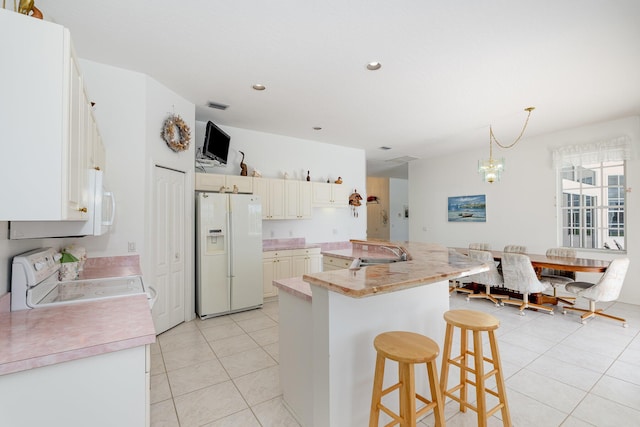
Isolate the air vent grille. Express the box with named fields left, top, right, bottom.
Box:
left=207, top=101, right=229, bottom=110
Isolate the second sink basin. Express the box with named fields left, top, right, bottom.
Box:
left=358, top=257, right=401, bottom=266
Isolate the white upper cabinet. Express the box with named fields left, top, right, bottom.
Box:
left=312, top=182, right=350, bottom=207
left=253, top=178, right=285, bottom=220
left=194, top=173, right=253, bottom=194
left=284, top=181, right=312, bottom=219
left=0, top=10, right=97, bottom=220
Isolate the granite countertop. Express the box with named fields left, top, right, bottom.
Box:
left=0, top=254, right=155, bottom=376
left=302, top=241, right=488, bottom=298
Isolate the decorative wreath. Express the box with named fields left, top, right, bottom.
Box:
left=161, top=114, right=191, bottom=152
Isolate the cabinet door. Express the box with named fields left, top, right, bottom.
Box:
left=312, top=183, right=333, bottom=206
left=284, top=181, right=300, bottom=219
left=276, top=255, right=292, bottom=280
left=299, top=182, right=313, bottom=218
left=262, top=256, right=278, bottom=298
left=65, top=56, right=88, bottom=219
left=195, top=173, right=226, bottom=192
left=292, top=255, right=307, bottom=277
left=331, top=184, right=350, bottom=207
left=253, top=178, right=270, bottom=219
left=308, top=254, right=323, bottom=273
left=268, top=179, right=286, bottom=219
left=225, top=175, right=253, bottom=194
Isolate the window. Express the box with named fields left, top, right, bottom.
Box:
left=559, top=161, right=625, bottom=250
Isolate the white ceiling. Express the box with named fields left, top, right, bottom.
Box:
left=36, top=0, right=640, bottom=178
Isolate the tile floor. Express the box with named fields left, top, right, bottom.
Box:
left=150, top=292, right=640, bottom=427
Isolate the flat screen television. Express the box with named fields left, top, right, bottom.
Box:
left=202, top=121, right=231, bottom=164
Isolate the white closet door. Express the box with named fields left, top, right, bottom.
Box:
left=152, top=166, right=185, bottom=334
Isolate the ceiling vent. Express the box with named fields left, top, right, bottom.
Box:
left=379, top=146, right=392, bottom=150
left=385, top=156, right=418, bottom=164
left=207, top=101, right=229, bottom=111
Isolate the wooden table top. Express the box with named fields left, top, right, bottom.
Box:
left=452, top=248, right=610, bottom=273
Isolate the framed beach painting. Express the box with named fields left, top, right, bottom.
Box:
left=448, top=195, right=486, bottom=222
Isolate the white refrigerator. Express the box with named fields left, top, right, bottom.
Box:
left=196, top=192, right=263, bottom=319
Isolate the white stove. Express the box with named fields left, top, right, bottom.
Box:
left=11, top=247, right=154, bottom=311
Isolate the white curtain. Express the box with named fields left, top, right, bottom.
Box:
left=552, top=135, right=632, bottom=168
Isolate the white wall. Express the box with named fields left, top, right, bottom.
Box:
left=409, top=116, right=640, bottom=304
left=195, top=122, right=367, bottom=242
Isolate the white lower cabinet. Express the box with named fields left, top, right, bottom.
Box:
left=0, top=345, right=149, bottom=427
left=292, top=248, right=322, bottom=277
left=263, top=248, right=321, bottom=298
left=323, top=255, right=352, bottom=271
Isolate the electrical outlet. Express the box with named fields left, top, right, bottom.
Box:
left=128, top=242, right=136, bottom=252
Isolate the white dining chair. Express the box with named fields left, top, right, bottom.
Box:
left=501, top=252, right=554, bottom=315
left=562, top=258, right=630, bottom=327
left=464, top=249, right=507, bottom=306
left=541, top=247, right=577, bottom=305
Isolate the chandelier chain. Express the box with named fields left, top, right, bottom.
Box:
left=490, top=107, right=535, bottom=149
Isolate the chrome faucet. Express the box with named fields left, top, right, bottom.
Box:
left=381, top=245, right=407, bottom=261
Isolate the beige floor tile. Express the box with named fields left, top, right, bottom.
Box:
left=209, top=333, right=259, bottom=358
left=174, top=381, right=247, bottom=427
left=263, top=342, right=280, bottom=362
left=233, top=365, right=282, bottom=406
left=248, top=325, right=279, bottom=346
left=506, top=369, right=586, bottom=413
left=150, top=399, right=179, bottom=427
left=201, top=408, right=262, bottom=427
left=236, top=315, right=278, bottom=333
left=160, top=321, right=200, bottom=337
left=151, top=372, right=172, bottom=404
left=167, top=358, right=230, bottom=397
left=201, top=322, right=247, bottom=342
left=150, top=351, right=166, bottom=375
left=252, top=396, right=301, bottom=427
left=229, top=308, right=267, bottom=321
left=158, top=329, right=207, bottom=353
left=571, top=393, right=640, bottom=427
left=196, top=315, right=235, bottom=330
left=591, top=374, right=640, bottom=409
left=219, top=347, right=277, bottom=378
left=162, top=341, right=216, bottom=372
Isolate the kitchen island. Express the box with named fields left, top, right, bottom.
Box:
left=275, top=241, right=488, bottom=427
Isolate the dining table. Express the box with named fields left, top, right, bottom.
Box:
left=452, top=247, right=611, bottom=305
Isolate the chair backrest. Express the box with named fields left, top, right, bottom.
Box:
left=501, top=252, right=548, bottom=294
left=546, top=248, right=577, bottom=258
left=543, top=247, right=577, bottom=279
left=468, top=249, right=503, bottom=286
left=504, top=245, right=527, bottom=254
left=469, top=243, right=491, bottom=250
left=580, top=258, right=630, bottom=302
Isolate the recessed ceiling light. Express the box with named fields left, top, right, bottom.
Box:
left=252, top=84, right=266, bottom=91
left=366, top=62, right=382, bottom=71
left=313, top=127, right=322, bottom=131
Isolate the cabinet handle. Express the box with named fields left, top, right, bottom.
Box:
left=78, top=207, right=88, bottom=213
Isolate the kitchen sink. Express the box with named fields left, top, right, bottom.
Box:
left=357, top=257, right=403, bottom=266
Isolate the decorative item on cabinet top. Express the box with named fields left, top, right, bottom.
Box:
left=13, top=0, right=43, bottom=19
left=161, top=114, right=191, bottom=152
left=239, top=151, right=248, bottom=176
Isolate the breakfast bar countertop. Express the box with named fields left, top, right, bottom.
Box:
left=304, top=240, right=488, bottom=298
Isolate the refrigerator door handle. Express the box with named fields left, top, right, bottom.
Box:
left=227, top=208, right=233, bottom=279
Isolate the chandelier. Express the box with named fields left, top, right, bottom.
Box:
left=478, top=107, right=535, bottom=183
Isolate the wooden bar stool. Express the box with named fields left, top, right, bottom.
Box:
left=369, top=331, right=445, bottom=427
left=440, top=310, right=511, bottom=427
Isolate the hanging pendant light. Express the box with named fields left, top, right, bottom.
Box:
left=478, top=107, right=535, bottom=183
